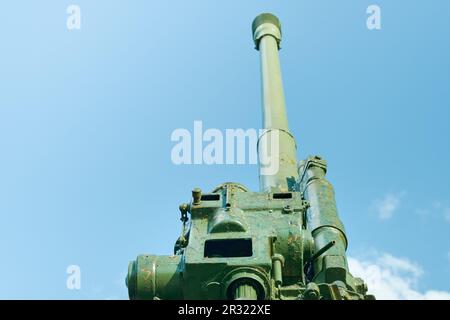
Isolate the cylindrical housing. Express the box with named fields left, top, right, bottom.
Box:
left=300, top=156, right=350, bottom=285
left=253, top=13, right=299, bottom=193
left=126, top=255, right=183, bottom=300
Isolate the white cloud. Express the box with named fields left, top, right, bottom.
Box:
left=377, top=254, right=423, bottom=278
left=349, top=253, right=450, bottom=300
left=373, top=192, right=405, bottom=220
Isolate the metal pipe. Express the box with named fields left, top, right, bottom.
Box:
left=299, top=156, right=352, bottom=286
left=253, top=13, right=299, bottom=193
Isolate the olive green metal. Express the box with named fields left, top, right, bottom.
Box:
left=252, top=13, right=282, bottom=49
left=255, top=13, right=299, bottom=193
left=192, top=188, right=202, bottom=205
left=271, top=254, right=285, bottom=287
left=233, top=284, right=258, bottom=300
left=298, top=156, right=356, bottom=288
left=126, top=13, right=372, bottom=301
left=127, top=255, right=183, bottom=300
left=307, top=240, right=336, bottom=265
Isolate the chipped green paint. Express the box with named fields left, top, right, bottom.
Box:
left=126, top=13, right=374, bottom=300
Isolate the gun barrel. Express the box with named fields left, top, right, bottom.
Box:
left=253, top=13, right=299, bottom=192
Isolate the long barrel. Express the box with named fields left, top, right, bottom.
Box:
left=253, top=13, right=299, bottom=192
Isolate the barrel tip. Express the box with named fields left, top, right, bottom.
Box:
left=252, top=13, right=281, bottom=35
left=252, top=13, right=282, bottom=49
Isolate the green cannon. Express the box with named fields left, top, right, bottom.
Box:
left=126, top=13, right=374, bottom=300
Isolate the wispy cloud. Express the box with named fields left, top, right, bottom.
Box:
left=415, top=200, right=450, bottom=223
left=373, top=192, right=406, bottom=220
left=377, top=253, right=423, bottom=278
left=349, top=252, right=450, bottom=300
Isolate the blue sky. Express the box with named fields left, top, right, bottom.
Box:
left=0, top=1, right=449, bottom=299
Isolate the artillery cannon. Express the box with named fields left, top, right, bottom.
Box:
left=126, top=13, right=373, bottom=300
